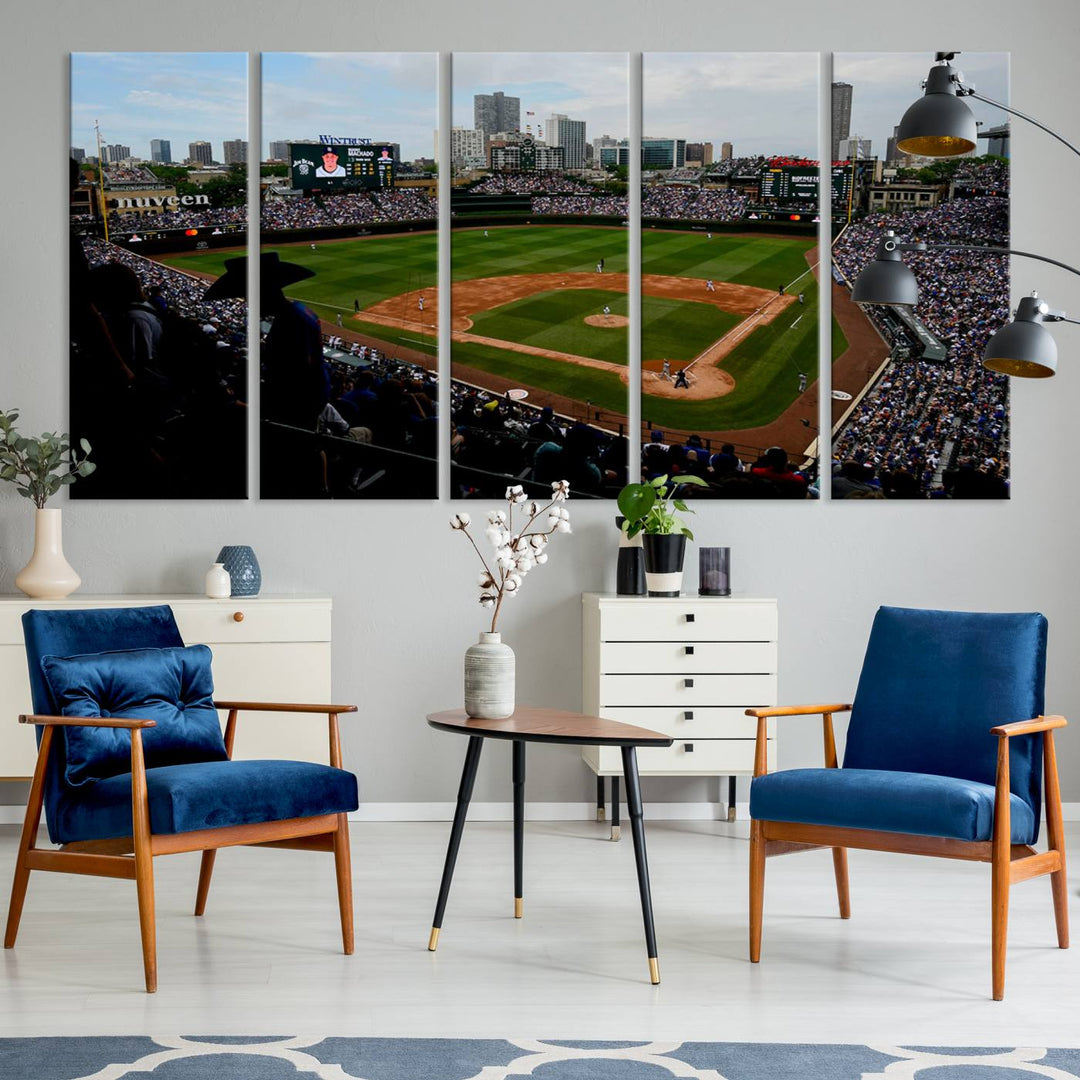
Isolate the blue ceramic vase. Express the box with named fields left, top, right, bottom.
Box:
left=216, top=546, right=261, bottom=597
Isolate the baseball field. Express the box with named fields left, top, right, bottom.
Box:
left=161, top=224, right=843, bottom=444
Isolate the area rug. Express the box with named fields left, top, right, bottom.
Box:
left=2, top=1038, right=1079, bottom=1079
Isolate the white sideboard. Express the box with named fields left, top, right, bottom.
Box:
left=582, top=592, right=778, bottom=826
left=0, top=594, right=334, bottom=780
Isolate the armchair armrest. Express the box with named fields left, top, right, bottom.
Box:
left=990, top=715, right=1067, bottom=738
left=19, top=713, right=156, bottom=729
left=213, top=701, right=357, bottom=714
left=745, top=704, right=852, bottom=777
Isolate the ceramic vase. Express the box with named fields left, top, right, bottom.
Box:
left=15, top=508, right=81, bottom=599
left=642, top=534, right=687, bottom=597
left=217, top=545, right=261, bottom=597
left=204, top=562, right=231, bottom=599
left=464, top=632, right=515, bottom=719
left=615, top=515, right=646, bottom=596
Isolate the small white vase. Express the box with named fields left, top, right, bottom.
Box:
left=204, top=562, right=231, bottom=599
left=464, top=631, right=515, bottom=719
left=15, top=508, right=81, bottom=600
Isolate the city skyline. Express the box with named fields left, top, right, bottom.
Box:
left=453, top=53, right=629, bottom=143
left=834, top=52, right=1010, bottom=161
left=71, top=53, right=246, bottom=162
left=644, top=53, right=818, bottom=160
left=262, top=52, right=436, bottom=162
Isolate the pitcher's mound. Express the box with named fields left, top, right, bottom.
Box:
left=584, top=314, right=629, bottom=328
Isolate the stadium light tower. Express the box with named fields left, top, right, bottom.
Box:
left=851, top=231, right=1080, bottom=377
left=897, top=52, right=1080, bottom=160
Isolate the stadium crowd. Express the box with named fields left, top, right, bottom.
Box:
left=531, top=194, right=628, bottom=217
left=642, top=185, right=748, bottom=221
left=261, top=190, right=436, bottom=231
left=468, top=173, right=594, bottom=195
left=704, top=155, right=769, bottom=179
left=831, top=194, right=1010, bottom=498
left=450, top=386, right=626, bottom=497
left=106, top=205, right=247, bottom=233
left=102, top=163, right=161, bottom=185
left=952, top=159, right=1010, bottom=195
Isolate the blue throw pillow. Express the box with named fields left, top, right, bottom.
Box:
left=40, top=645, right=228, bottom=786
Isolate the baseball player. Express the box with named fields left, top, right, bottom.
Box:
left=418, top=296, right=425, bottom=312
left=660, top=359, right=671, bottom=381
left=706, top=279, right=715, bottom=293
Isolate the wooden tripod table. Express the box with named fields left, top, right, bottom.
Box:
left=425, top=706, right=673, bottom=984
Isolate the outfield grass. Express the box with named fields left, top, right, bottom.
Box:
left=642, top=297, right=742, bottom=364
left=451, top=226, right=628, bottom=280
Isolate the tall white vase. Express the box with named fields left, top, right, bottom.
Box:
left=15, top=508, right=82, bottom=599
left=464, top=631, right=515, bottom=719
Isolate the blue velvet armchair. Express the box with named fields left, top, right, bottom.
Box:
left=747, top=606, right=1068, bottom=1000
left=4, top=605, right=360, bottom=992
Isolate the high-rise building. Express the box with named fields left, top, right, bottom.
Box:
left=150, top=139, right=171, bottom=163
left=103, top=144, right=131, bottom=163
left=642, top=138, right=686, bottom=169
left=223, top=139, right=248, bottom=165
left=474, top=92, right=520, bottom=137
left=268, top=140, right=291, bottom=161
left=831, top=82, right=853, bottom=161
left=720, top=141, right=733, bottom=160
left=885, top=125, right=902, bottom=164
left=979, top=122, right=1010, bottom=158
left=838, top=136, right=872, bottom=161
left=546, top=114, right=586, bottom=169
left=686, top=142, right=714, bottom=166
left=450, top=127, right=486, bottom=169
left=188, top=141, right=213, bottom=166
left=70, top=146, right=85, bottom=163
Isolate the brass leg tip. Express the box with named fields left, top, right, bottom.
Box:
left=514, top=897, right=523, bottom=919
left=648, top=957, right=660, bottom=984
left=596, top=808, right=606, bottom=822
left=428, top=927, right=440, bottom=951
left=610, top=826, right=621, bottom=842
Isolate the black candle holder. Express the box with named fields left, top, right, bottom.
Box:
left=698, top=547, right=731, bottom=596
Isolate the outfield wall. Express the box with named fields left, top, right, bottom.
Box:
left=643, top=217, right=817, bottom=237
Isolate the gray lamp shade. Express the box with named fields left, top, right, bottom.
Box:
left=983, top=320, right=1058, bottom=378
left=896, top=64, right=978, bottom=158
left=852, top=256, right=920, bottom=307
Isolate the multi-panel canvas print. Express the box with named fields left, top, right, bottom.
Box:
left=69, top=53, right=249, bottom=498
left=449, top=53, right=630, bottom=499
left=830, top=52, right=1011, bottom=499
left=259, top=53, right=438, bottom=499
left=642, top=53, right=821, bottom=499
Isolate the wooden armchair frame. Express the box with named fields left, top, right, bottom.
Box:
left=4, top=700, right=358, bottom=993
left=746, top=703, right=1069, bottom=1001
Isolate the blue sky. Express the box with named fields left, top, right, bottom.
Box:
left=71, top=53, right=246, bottom=162
left=834, top=52, right=1010, bottom=160
left=453, top=54, right=628, bottom=142
left=262, top=53, right=437, bottom=162
left=645, top=53, right=818, bottom=159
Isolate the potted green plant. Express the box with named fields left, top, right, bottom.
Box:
left=617, top=474, right=708, bottom=596
left=0, top=409, right=95, bottom=599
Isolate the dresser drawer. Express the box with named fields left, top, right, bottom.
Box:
left=600, top=706, right=773, bottom=741
left=600, top=673, right=776, bottom=708
left=600, top=641, right=776, bottom=675
left=172, top=600, right=330, bottom=645
left=599, top=601, right=776, bottom=643
left=590, top=738, right=770, bottom=775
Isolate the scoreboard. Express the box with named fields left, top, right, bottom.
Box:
left=289, top=143, right=395, bottom=190
left=756, top=165, right=855, bottom=209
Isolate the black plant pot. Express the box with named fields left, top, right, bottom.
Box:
left=615, top=515, right=646, bottom=596
left=641, top=533, right=687, bottom=597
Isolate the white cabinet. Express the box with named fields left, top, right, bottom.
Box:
left=0, top=594, right=333, bottom=780
left=582, top=593, right=778, bottom=821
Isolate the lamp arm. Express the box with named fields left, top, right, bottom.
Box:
left=914, top=243, right=1080, bottom=280
left=965, top=90, right=1080, bottom=160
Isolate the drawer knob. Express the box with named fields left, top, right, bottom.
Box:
left=685, top=613, right=695, bottom=623
left=684, top=743, right=694, bottom=752
left=684, top=678, right=694, bottom=689
left=233, top=611, right=245, bottom=623
left=685, top=645, right=695, bottom=655
left=684, top=711, right=694, bottom=721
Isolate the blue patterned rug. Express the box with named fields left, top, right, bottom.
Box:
left=2, top=1038, right=1079, bottom=1079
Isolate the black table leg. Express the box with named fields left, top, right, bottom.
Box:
left=728, top=775, right=738, bottom=823
left=610, top=775, right=621, bottom=841
left=621, top=745, right=660, bottom=984
left=596, top=774, right=606, bottom=823
left=513, top=740, right=525, bottom=919
left=429, top=735, right=484, bottom=951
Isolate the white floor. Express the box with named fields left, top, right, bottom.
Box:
left=1, top=819, right=1077, bottom=1047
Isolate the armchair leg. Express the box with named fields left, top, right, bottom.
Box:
left=991, top=736, right=1011, bottom=1001
left=5, top=726, right=52, bottom=950
left=131, top=731, right=157, bottom=993
left=832, top=847, right=851, bottom=919
left=1044, top=731, right=1070, bottom=950
left=194, top=850, right=216, bottom=916
left=333, top=813, right=354, bottom=955
left=749, top=819, right=765, bottom=962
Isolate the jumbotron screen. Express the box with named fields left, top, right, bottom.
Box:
left=757, top=165, right=854, bottom=209
left=289, top=143, right=395, bottom=190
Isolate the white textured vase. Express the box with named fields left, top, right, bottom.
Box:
left=15, top=508, right=81, bottom=599
left=204, top=562, right=231, bottom=599
left=464, top=631, right=515, bottom=719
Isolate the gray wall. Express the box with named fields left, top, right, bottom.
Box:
left=2, top=0, right=1079, bottom=807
